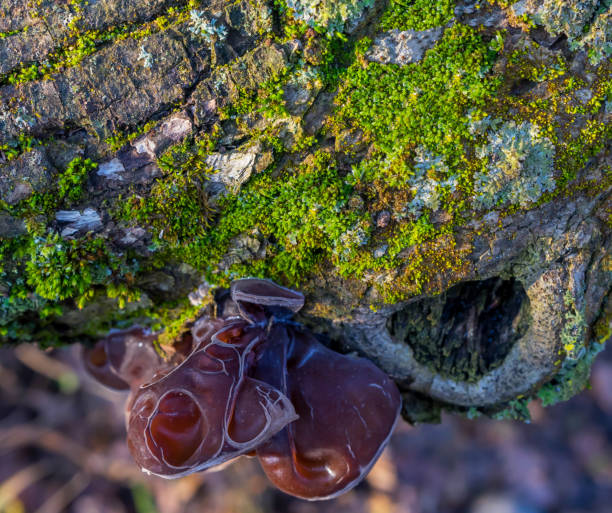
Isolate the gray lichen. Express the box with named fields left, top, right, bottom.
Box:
left=285, top=0, right=375, bottom=33
left=138, top=45, right=154, bottom=69
left=189, top=10, right=228, bottom=42
left=407, top=148, right=457, bottom=215
left=333, top=220, right=371, bottom=261
left=525, top=0, right=612, bottom=64
left=579, top=6, right=611, bottom=64
left=473, top=120, right=556, bottom=209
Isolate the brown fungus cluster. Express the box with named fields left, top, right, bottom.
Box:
left=82, top=279, right=400, bottom=500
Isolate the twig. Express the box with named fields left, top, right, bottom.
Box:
left=14, top=345, right=79, bottom=392
left=0, top=461, right=53, bottom=510
left=0, top=361, right=18, bottom=390
left=0, top=425, right=146, bottom=484
left=32, top=472, right=91, bottom=513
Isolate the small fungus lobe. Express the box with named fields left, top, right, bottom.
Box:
left=84, top=279, right=400, bottom=500
left=83, top=326, right=161, bottom=390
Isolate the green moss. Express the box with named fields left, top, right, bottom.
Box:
left=0, top=237, right=46, bottom=338
left=147, top=298, right=206, bottom=346
left=537, top=340, right=605, bottom=407
left=221, top=68, right=292, bottom=121
left=333, top=23, right=499, bottom=184
left=0, top=28, right=25, bottom=39
left=321, top=23, right=499, bottom=298
left=175, top=150, right=364, bottom=284
left=2, top=28, right=113, bottom=86
left=58, top=157, right=97, bottom=206
left=491, top=397, right=531, bottom=422
left=104, top=119, right=160, bottom=152
left=534, top=291, right=605, bottom=407
left=380, top=0, right=456, bottom=31
left=506, top=41, right=569, bottom=83
left=0, top=134, right=39, bottom=163
left=7, top=157, right=97, bottom=219
left=113, top=136, right=218, bottom=245
left=1, top=173, right=142, bottom=342
left=109, top=22, right=497, bottom=303
left=26, top=233, right=110, bottom=304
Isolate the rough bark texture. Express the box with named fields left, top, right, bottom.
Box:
left=1, top=0, right=610, bottom=422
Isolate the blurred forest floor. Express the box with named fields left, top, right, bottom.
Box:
left=1, top=341, right=611, bottom=513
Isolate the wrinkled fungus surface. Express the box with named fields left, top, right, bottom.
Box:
left=84, top=279, right=401, bottom=500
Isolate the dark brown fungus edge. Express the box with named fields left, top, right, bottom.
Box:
left=85, top=279, right=401, bottom=500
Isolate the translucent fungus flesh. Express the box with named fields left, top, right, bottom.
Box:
left=148, top=391, right=205, bottom=467
left=86, top=279, right=401, bottom=500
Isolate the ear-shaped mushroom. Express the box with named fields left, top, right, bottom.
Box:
left=255, top=327, right=401, bottom=500
left=82, top=327, right=161, bottom=389
left=231, top=278, right=305, bottom=322
left=126, top=319, right=298, bottom=477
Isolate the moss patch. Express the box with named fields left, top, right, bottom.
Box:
left=380, top=0, right=456, bottom=31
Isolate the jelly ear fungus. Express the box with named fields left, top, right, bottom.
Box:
left=83, top=279, right=401, bottom=500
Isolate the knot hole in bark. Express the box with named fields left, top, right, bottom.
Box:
left=387, top=277, right=531, bottom=382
